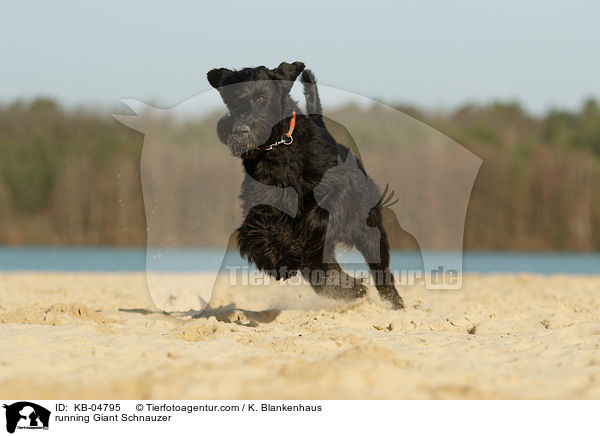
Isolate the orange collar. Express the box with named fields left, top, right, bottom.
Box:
left=285, top=111, right=296, bottom=138
left=263, top=111, right=296, bottom=151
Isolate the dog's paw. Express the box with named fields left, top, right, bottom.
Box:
left=355, top=281, right=368, bottom=299
left=379, top=289, right=405, bottom=310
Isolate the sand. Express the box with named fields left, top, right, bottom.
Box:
left=1, top=272, right=599, bottom=399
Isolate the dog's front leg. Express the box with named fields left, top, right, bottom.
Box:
left=237, top=205, right=302, bottom=280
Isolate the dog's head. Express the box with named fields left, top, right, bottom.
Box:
left=207, top=61, right=304, bottom=157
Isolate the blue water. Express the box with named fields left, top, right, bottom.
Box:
left=0, top=247, right=598, bottom=274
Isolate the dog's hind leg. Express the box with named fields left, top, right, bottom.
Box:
left=300, top=206, right=367, bottom=301
left=301, top=260, right=368, bottom=301
left=304, top=246, right=368, bottom=301
left=356, top=212, right=404, bottom=309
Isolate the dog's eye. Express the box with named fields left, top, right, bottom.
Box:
left=256, top=96, right=266, bottom=105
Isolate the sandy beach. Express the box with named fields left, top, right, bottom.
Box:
left=1, top=272, right=599, bottom=399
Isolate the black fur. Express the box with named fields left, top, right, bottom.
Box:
left=300, top=69, right=325, bottom=128
left=207, top=61, right=404, bottom=309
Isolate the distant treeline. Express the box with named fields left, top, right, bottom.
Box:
left=0, top=98, right=599, bottom=250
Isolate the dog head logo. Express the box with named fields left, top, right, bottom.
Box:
left=3, top=402, right=50, bottom=434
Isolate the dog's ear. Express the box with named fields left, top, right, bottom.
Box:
left=271, top=62, right=305, bottom=81
left=270, top=61, right=305, bottom=92
left=207, top=68, right=233, bottom=89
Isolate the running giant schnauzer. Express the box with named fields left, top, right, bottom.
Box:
left=207, top=61, right=404, bottom=309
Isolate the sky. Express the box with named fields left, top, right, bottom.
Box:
left=2, top=0, right=599, bottom=114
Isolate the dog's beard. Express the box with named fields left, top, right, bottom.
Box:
left=226, top=125, right=273, bottom=158
left=227, top=132, right=260, bottom=157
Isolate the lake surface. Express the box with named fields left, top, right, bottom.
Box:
left=0, top=247, right=598, bottom=274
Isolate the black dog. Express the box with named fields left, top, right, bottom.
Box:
left=207, top=61, right=403, bottom=309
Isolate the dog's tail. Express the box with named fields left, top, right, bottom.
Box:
left=301, top=69, right=325, bottom=128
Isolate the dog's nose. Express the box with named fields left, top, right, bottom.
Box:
left=233, top=125, right=251, bottom=135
